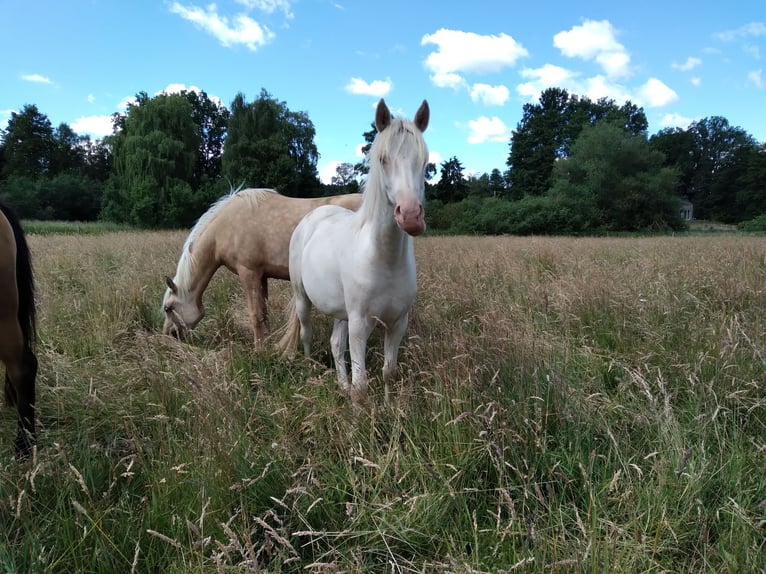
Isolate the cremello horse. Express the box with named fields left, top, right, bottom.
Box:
left=0, top=200, right=38, bottom=459
left=162, top=188, right=362, bottom=347
left=279, top=99, right=429, bottom=404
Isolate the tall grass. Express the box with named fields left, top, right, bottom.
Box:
left=1, top=231, right=764, bottom=572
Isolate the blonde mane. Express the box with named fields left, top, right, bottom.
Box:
left=169, top=187, right=279, bottom=298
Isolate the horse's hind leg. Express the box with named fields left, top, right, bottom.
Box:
left=3, top=344, right=37, bottom=459
left=241, top=269, right=269, bottom=349
left=295, top=294, right=313, bottom=358
left=331, top=319, right=350, bottom=395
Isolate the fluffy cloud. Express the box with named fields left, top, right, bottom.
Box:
left=421, top=29, right=527, bottom=88
left=748, top=69, right=763, bottom=88
left=672, top=57, right=702, bottom=72
left=235, top=0, right=293, bottom=18
left=467, top=116, right=511, bottom=144
left=169, top=2, right=274, bottom=51
left=636, top=78, right=678, bottom=107
left=344, top=77, right=392, bottom=97
left=554, top=20, right=631, bottom=79
left=659, top=112, right=695, bottom=130
left=21, top=73, right=52, bottom=84
left=470, top=83, right=510, bottom=106
left=71, top=115, right=114, bottom=138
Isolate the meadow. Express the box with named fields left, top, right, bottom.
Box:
left=1, top=230, right=765, bottom=573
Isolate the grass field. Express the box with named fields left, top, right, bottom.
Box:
left=1, top=230, right=765, bottom=573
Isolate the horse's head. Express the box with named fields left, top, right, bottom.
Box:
left=373, top=99, right=429, bottom=237
left=161, top=276, right=204, bottom=340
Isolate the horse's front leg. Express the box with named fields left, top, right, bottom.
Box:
left=331, top=319, right=350, bottom=395
left=240, top=269, right=268, bottom=348
left=382, top=312, right=410, bottom=404
left=348, top=315, right=374, bottom=405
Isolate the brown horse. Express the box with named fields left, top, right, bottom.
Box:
left=162, top=187, right=363, bottom=347
left=0, top=200, right=37, bottom=459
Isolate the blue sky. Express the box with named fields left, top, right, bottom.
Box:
left=1, top=1, right=764, bottom=184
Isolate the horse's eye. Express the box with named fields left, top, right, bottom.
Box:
left=164, top=305, right=173, bottom=314
left=380, top=155, right=388, bottom=166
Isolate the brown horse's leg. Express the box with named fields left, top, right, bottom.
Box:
left=12, top=348, right=37, bottom=458
left=240, top=269, right=268, bottom=348
left=1, top=320, right=36, bottom=458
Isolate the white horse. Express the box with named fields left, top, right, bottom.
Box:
left=279, top=99, right=429, bottom=404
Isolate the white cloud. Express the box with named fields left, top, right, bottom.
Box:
left=748, top=69, right=763, bottom=88
left=344, top=77, right=392, bottom=97
left=431, top=72, right=466, bottom=90
left=517, top=64, right=677, bottom=110
left=715, top=22, right=766, bottom=42
left=428, top=150, right=442, bottom=167
left=71, top=115, right=114, bottom=138
left=672, top=57, right=702, bottom=71
left=517, top=64, right=580, bottom=100
left=169, top=2, right=274, bottom=51
left=235, top=0, right=293, bottom=18
left=467, top=116, right=511, bottom=144
left=691, top=76, right=702, bottom=87
left=118, top=95, right=137, bottom=111
left=470, top=83, right=509, bottom=106
left=636, top=78, right=678, bottom=107
left=659, top=112, right=694, bottom=130
left=421, top=29, right=528, bottom=88
left=87, top=94, right=95, bottom=104
left=319, top=160, right=342, bottom=184
left=21, top=73, right=52, bottom=84
left=554, top=20, right=631, bottom=79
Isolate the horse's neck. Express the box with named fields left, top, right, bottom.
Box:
left=176, top=226, right=220, bottom=303
left=359, top=185, right=411, bottom=259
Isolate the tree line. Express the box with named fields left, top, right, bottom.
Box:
left=1, top=86, right=764, bottom=233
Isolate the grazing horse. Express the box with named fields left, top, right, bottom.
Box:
left=0, top=200, right=38, bottom=458
left=279, top=99, right=429, bottom=404
left=162, top=188, right=362, bottom=348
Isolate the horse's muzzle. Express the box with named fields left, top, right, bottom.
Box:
left=395, top=202, right=426, bottom=236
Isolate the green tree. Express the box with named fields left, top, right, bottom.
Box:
left=0, top=104, right=55, bottom=179
left=103, top=93, right=201, bottom=227
left=686, top=117, right=757, bottom=221
left=735, top=143, right=766, bottom=221
left=433, top=156, right=468, bottom=202
left=507, top=88, right=647, bottom=198
left=182, top=89, right=229, bottom=187
left=650, top=127, right=696, bottom=199
left=353, top=122, right=377, bottom=177
left=222, top=90, right=321, bottom=197
left=549, top=121, right=682, bottom=232
left=330, top=162, right=359, bottom=191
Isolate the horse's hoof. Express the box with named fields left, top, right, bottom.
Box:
left=349, top=386, right=369, bottom=406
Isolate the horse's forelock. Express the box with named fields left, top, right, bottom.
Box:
left=362, top=117, right=428, bottom=220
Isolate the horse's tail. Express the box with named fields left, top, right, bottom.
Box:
left=0, top=202, right=36, bottom=350
left=277, top=296, right=300, bottom=357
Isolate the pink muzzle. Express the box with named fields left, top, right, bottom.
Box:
left=394, top=201, right=426, bottom=236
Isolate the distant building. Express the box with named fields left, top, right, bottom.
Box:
left=679, top=200, right=693, bottom=221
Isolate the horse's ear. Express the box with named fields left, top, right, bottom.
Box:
left=165, top=276, right=178, bottom=294
left=414, top=100, right=429, bottom=133
left=375, top=99, right=392, bottom=132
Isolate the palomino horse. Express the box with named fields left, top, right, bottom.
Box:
left=279, top=99, right=429, bottom=404
left=162, top=188, right=362, bottom=347
left=0, top=200, right=38, bottom=458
